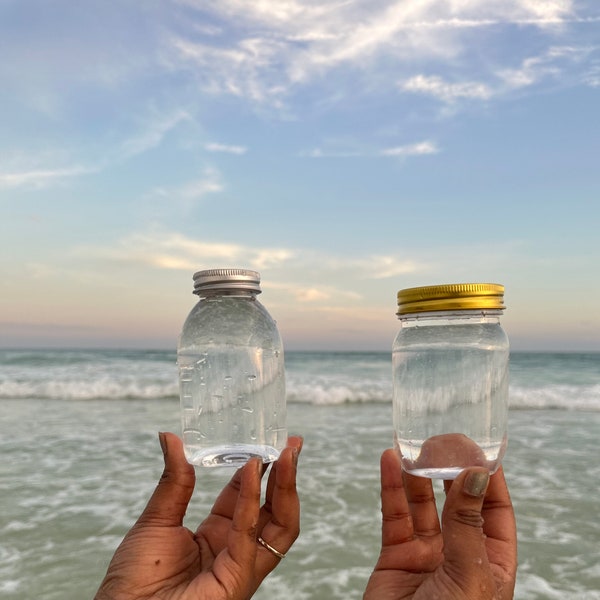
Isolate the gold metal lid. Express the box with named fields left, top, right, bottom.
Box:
left=397, top=283, right=505, bottom=315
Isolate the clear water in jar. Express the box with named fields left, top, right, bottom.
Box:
left=178, top=344, right=286, bottom=467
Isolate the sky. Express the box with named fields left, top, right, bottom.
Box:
left=1, top=0, right=599, bottom=351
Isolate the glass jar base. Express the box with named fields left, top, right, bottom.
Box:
left=404, top=466, right=465, bottom=480
left=403, top=462, right=501, bottom=480
left=185, top=444, right=281, bottom=468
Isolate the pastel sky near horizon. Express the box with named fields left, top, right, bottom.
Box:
left=1, top=0, right=599, bottom=351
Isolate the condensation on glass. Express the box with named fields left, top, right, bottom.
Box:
left=177, top=268, right=287, bottom=467
left=392, top=283, right=509, bottom=479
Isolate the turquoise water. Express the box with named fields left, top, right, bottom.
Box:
left=1, top=350, right=599, bottom=599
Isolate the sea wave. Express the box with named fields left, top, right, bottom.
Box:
left=1, top=377, right=599, bottom=409
left=509, top=383, right=600, bottom=411
left=0, top=378, right=179, bottom=401
left=1, top=349, right=599, bottom=409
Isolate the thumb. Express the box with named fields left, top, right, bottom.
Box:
left=441, top=467, right=496, bottom=597
left=135, top=432, right=196, bottom=528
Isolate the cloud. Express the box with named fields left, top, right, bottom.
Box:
left=298, top=288, right=330, bottom=302
left=147, top=167, right=224, bottom=206
left=302, top=148, right=363, bottom=158
left=399, top=75, right=493, bottom=102
left=299, top=140, right=440, bottom=158
left=165, top=0, right=582, bottom=107
left=205, top=142, right=248, bottom=154
left=0, top=165, right=96, bottom=189
left=120, top=110, right=191, bottom=158
left=355, top=256, right=424, bottom=279
left=84, top=230, right=294, bottom=273
left=495, top=45, right=596, bottom=90
left=177, top=168, right=224, bottom=199
left=400, top=45, right=600, bottom=106
left=0, top=109, right=195, bottom=192
left=303, top=140, right=439, bottom=159
left=76, top=229, right=428, bottom=304
left=380, top=141, right=440, bottom=157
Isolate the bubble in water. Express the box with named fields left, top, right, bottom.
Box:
left=180, top=367, right=194, bottom=382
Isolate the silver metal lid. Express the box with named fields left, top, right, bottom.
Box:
left=193, top=268, right=261, bottom=295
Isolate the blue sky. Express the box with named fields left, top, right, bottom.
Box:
left=1, top=0, right=599, bottom=351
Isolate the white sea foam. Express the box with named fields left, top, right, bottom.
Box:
left=2, top=395, right=600, bottom=598
left=1, top=350, right=600, bottom=598
left=2, top=350, right=599, bottom=410
left=0, top=377, right=178, bottom=400
left=0, top=580, right=21, bottom=593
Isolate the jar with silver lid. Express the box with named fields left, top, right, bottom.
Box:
left=392, top=283, right=509, bottom=479
left=177, top=268, right=287, bottom=467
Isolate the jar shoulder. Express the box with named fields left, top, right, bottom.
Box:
left=393, top=321, right=509, bottom=350
left=178, top=297, right=282, bottom=350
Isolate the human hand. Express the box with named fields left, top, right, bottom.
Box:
left=364, top=449, right=517, bottom=600
left=95, top=432, right=303, bottom=600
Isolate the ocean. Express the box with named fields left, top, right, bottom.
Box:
left=1, top=349, right=599, bottom=599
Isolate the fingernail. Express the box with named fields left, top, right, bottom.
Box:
left=463, top=471, right=489, bottom=497
left=158, top=432, right=168, bottom=457
left=291, top=447, right=299, bottom=467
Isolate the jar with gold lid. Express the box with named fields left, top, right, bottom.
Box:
left=392, top=283, right=509, bottom=479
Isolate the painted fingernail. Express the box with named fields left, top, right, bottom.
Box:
left=158, top=432, right=168, bottom=457
left=463, top=471, right=489, bottom=497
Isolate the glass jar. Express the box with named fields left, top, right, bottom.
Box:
left=177, top=268, right=287, bottom=467
left=392, top=283, right=509, bottom=479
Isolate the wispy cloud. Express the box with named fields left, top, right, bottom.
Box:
left=380, top=141, right=440, bottom=157
left=205, top=142, right=248, bottom=155
left=495, top=45, right=596, bottom=90
left=399, top=75, right=493, bottom=102
left=83, top=230, right=295, bottom=273
left=303, top=140, right=439, bottom=159
left=0, top=165, right=96, bottom=190
left=399, top=45, right=600, bottom=106
left=73, top=227, right=429, bottom=315
left=79, top=228, right=427, bottom=292
left=147, top=167, right=224, bottom=206
left=302, top=148, right=363, bottom=158
left=165, top=0, right=586, bottom=108
left=120, top=110, right=191, bottom=158
left=355, top=256, right=424, bottom=279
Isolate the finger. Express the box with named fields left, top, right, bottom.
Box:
left=224, top=458, right=262, bottom=568
left=263, top=436, right=303, bottom=518
left=403, top=470, right=440, bottom=537
left=135, top=432, right=195, bottom=528
left=481, top=467, right=516, bottom=542
left=208, top=464, right=247, bottom=522
left=210, top=437, right=302, bottom=525
left=264, top=436, right=303, bottom=512
left=441, top=467, right=496, bottom=593
left=481, top=467, right=518, bottom=590
left=379, top=448, right=414, bottom=546
left=256, top=438, right=303, bottom=566
left=443, top=478, right=453, bottom=495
